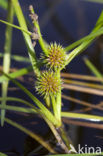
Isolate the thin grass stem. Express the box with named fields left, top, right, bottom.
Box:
left=1, top=0, right=14, bottom=126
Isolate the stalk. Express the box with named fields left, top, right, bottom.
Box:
left=2, top=116, right=57, bottom=154
left=55, top=71, right=62, bottom=126
left=11, top=0, right=40, bottom=76
left=1, top=0, right=14, bottom=126
left=29, top=5, right=48, bottom=55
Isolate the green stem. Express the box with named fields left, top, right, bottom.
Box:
left=45, top=96, right=51, bottom=108
left=0, top=66, right=33, bottom=83
left=0, top=71, right=59, bottom=127
left=11, top=0, right=40, bottom=76
left=61, top=112, right=103, bottom=121
left=0, top=104, right=37, bottom=114
left=51, top=95, right=56, bottom=116
left=1, top=116, right=57, bottom=154
left=1, top=0, right=14, bottom=126
left=1, top=104, right=103, bottom=123
left=84, top=57, right=103, bottom=78
left=44, top=118, right=70, bottom=153
left=0, top=19, right=31, bottom=35
left=59, top=124, right=76, bottom=153
left=65, top=11, right=103, bottom=66
left=55, top=71, right=62, bottom=126
left=29, top=5, right=48, bottom=55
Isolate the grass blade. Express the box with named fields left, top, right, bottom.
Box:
left=11, top=0, right=40, bottom=76
left=61, top=112, right=103, bottom=122
left=65, top=27, right=103, bottom=52
left=65, top=11, right=103, bottom=66
left=61, top=73, right=103, bottom=82
left=0, top=116, right=57, bottom=154
left=62, top=79, right=103, bottom=89
left=0, top=53, right=30, bottom=62
left=0, top=71, right=59, bottom=126
left=0, top=66, right=33, bottom=83
left=63, top=83, right=103, bottom=96
left=84, top=58, right=103, bottom=78
left=1, top=0, right=14, bottom=126
left=0, top=19, right=31, bottom=35
left=62, top=94, right=103, bottom=111
left=0, top=104, right=36, bottom=114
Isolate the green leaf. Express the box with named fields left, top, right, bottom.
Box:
left=84, top=58, right=103, bottom=78
left=0, top=116, right=56, bottom=154
left=65, top=11, right=103, bottom=66
left=0, top=104, right=36, bottom=114
left=0, top=0, right=8, bottom=10
left=61, top=112, right=103, bottom=122
left=0, top=19, right=31, bottom=35
left=65, top=27, right=103, bottom=52
left=29, top=5, right=48, bottom=55
left=0, top=53, right=30, bottom=63
left=0, top=71, right=59, bottom=126
left=0, top=66, right=33, bottom=83
left=11, top=0, right=40, bottom=76
left=1, top=0, right=14, bottom=126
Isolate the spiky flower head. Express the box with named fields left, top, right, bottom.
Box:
left=35, top=71, right=61, bottom=97
left=42, top=42, right=66, bottom=70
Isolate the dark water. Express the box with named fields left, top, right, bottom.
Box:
left=0, top=0, right=103, bottom=155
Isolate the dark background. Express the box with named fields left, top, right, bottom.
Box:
left=0, top=0, right=103, bottom=155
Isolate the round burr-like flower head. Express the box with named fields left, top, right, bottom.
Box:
left=35, top=71, right=61, bottom=97
left=42, top=43, right=66, bottom=70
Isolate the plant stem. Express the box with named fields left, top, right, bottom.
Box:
left=55, top=71, right=62, bottom=126
left=0, top=66, right=33, bottom=83
left=58, top=124, right=76, bottom=153
left=2, top=116, right=57, bottom=154
left=61, top=112, right=103, bottom=122
left=0, top=71, right=59, bottom=127
left=1, top=0, right=14, bottom=126
left=44, top=118, right=70, bottom=153
left=0, top=19, right=31, bottom=35
left=65, top=11, right=103, bottom=66
left=11, top=0, right=40, bottom=76
left=29, top=5, right=48, bottom=55
left=84, top=57, right=103, bottom=78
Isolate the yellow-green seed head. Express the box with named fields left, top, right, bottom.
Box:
left=42, top=43, right=66, bottom=70
left=35, top=71, right=61, bottom=97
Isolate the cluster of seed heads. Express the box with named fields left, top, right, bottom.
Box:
left=29, top=6, right=67, bottom=98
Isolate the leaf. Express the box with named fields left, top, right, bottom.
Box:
left=61, top=112, right=103, bottom=122
left=65, top=11, right=103, bottom=66
left=0, top=104, right=36, bottom=114
left=0, top=0, right=8, bottom=10
left=0, top=19, right=31, bottom=35
left=0, top=116, right=56, bottom=154
left=0, top=53, right=30, bottom=62
left=65, top=27, right=103, bottom=52
left=0, top=66, right=33, bottom=83
left=1, top=0, right=14, bottom=126
left=11, top=0, right=40, bottom=76
left=84, top=58, right=103, bottom=79
left=0, top=71, right=58, bottom=126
